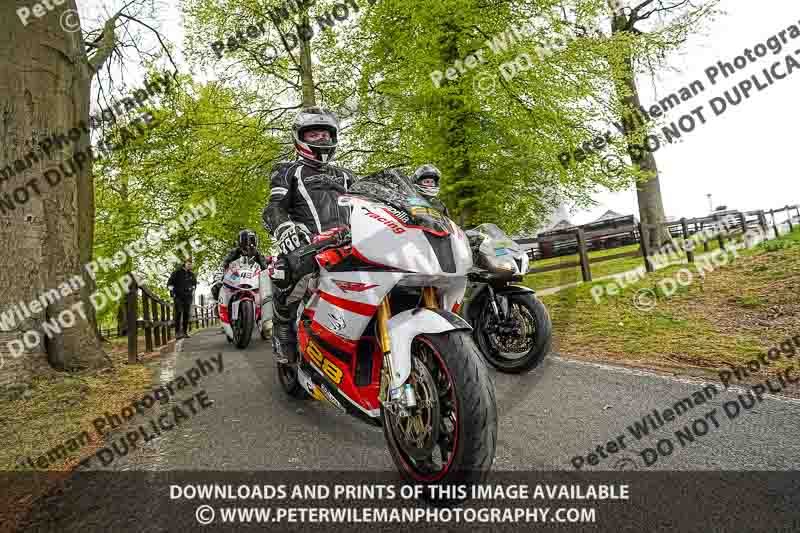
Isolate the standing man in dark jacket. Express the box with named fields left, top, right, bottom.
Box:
left=262, top=107, right=357, bottom=363
left=168, top=258, right=197, bottom=339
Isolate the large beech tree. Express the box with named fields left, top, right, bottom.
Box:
left=604, top=0, right=720, bottom=246
left=0, top=1, right=118, bottom=373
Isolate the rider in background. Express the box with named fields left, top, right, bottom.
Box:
left=411, top=164, right=450, bottom=218
left=262, top=107, right=357, bottom=364
left=211, top=229, right=269, bottom=301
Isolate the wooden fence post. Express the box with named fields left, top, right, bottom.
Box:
left=639, top=222, right=654, bottom=273
left=738, top=212, right=747, bottom=235
left=575, top=228, right=592, bottom=282
left=143, top=292, right=153, bottom=353
left=758, top=210, right=768, bottom=235
left=699, top=221, right=709, bottom=252
left=118, top=302, right=128, bottom=337
left=714, top=214, right=726, bottom=251
left=127, top=276, right=138, bottom=363
left=786, top=205, right=794, bottom=232
left=152, top=298, right=161, bottom=349
left=770, top=209, right=779, bottom=237
left=160, top=302, right=167, bottom=345
left=166, top=304, right=173, bottom=340
left=681, top=218, right=694, bottom=263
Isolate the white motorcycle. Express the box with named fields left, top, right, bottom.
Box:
left=218, top=256, right=272, bottom=349
left=276, top=169, right=497, bottom=492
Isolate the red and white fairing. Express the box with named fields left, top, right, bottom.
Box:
left=218, top=257, right=270, bottom=339
left=294, top=195, right=473, bottom=420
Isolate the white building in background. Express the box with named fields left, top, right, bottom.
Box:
left=592, top=209, right=626, bottom=223
left=512, top=202, right=573, bottom=240
left=538, top=202, right=573, bottom=234
left=512, top=202, right=573, bottom=256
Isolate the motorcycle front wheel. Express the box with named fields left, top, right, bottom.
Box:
left=234, top=300, right=254, bottom=349
left=475, top=292, right=552, bottom=373
left=381, top=331, right=497, bottom=499
left=276, top=362, right=309, bottom=399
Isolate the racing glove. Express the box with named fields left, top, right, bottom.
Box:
left=275, top=222, right=311, bottom=255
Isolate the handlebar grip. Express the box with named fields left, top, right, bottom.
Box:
left=299, top=234, right=351, bottom=258
left=300, top=245, right=320, bottom=258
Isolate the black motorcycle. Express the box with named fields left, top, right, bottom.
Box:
left=458, top=223, right=552, bottom=373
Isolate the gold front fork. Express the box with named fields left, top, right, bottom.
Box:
left=422, top=287, right=438, bottom=309
left=378, top=287, right=437, bottom=402
left=376, top=296, right=392, bottom=354
left=377, top=296, right=394, bottom=402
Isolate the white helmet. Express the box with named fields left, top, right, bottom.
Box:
left=411, top=164, right=442, bottom=197
left=292, top=107, right=339, bottom=165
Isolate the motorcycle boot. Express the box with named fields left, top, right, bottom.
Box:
left=270, top=256, right=298, bottom=364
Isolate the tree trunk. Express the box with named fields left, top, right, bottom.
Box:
left=0, top=0, right=108, bottom=378
left=609, top=8, right=671, bottom=248
left=298, top=10, right=316, bottom=107
left=117, top=303, right=127, bottom=337
left=437, top=17, right=474, bottom=228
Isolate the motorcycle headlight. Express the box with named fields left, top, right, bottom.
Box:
left=482, top=253, right=518, bottom=274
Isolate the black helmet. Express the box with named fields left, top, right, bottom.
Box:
left=411, top=164, right=442, bottom=197
left=238, top=229, right=257, bottom=254
left=293, top=107, right=339, bottom=165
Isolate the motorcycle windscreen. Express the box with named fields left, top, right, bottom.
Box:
left=347, top=169, right=471, bottom=274
left=471, top=223, right=524, bottom=273
left=349, top=169, right=450, bottom=236
left=224, top=257, right=261, bottom=289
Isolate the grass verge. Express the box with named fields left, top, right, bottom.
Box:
left=524, top=235, right=728, bottom=291
left=0, top=340, right=166, bottom=532
left=540, top=228, right=800, bottom=388
left=0, top=343, right=158, bottom=472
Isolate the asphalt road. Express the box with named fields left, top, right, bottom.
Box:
left=14, top=327, right=800, bottom=532
left=91, top=327, right=800, bottom=472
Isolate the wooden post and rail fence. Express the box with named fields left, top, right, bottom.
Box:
left=522, top=204, right=799, bottom=285
left=95, top=204, right=797, bottom=359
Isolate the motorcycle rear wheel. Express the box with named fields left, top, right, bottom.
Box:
left=381, top=332, right=496, bottom=499
left=475, top=292, right=552, bottom=373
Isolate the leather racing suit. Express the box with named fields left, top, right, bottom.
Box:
left=262, top=159, right=357, bottom=361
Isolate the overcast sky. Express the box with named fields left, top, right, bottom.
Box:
left=579, top=0, right=800, bottom=224
left=78, top=0, right=799, bottom=227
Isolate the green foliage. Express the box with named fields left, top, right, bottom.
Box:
left=759, top=240, right=790, bottom=253
left=91, top=0, right=722, bottom=328
left=344, top=0, right=635, bottom=231
left=179, top=0, right=643, bottom=236
left=93, top=71, right=281, bottom=323
left=758, top=228, right=800, bottom=253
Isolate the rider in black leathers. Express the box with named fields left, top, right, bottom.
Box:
left=222, top=230, right=269, bottom=271
left=262, top=107, right=357, bottom=363
left=211, top=230, right=269, bottom=301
